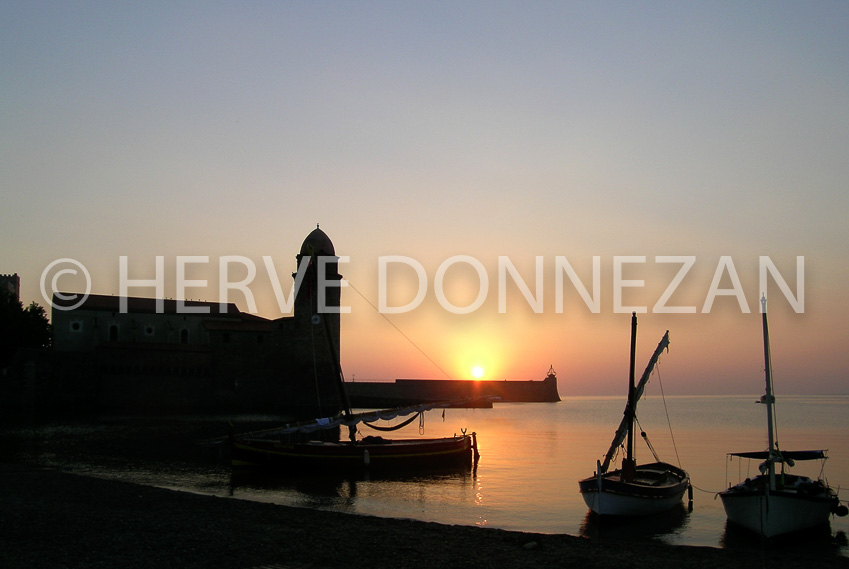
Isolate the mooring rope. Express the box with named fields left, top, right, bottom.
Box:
left=692, top=483, right=724, bottom=495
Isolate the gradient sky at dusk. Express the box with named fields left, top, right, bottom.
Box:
left=3, top=2, right=848, bottom=395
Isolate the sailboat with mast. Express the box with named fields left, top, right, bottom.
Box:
left=230, top=242, right=479, bottom=474
left=578, top=313, right=690, bottom=516
left=718, top=295, right=846, bottom=537
left=229, top=402, right=479, bottom=472
left=230, top=304, right=480, bottom=473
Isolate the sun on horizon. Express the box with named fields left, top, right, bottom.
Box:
left=471, top=365, right=485, bottom=379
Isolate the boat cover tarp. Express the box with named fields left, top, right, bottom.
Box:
left=238, top=400, right=487, bottom=439
left=728, top=450, right=827, bottom=461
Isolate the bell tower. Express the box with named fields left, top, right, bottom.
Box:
left=294, top=225, right=342, bottom=361
left=288, top=225, right=345, bottom=418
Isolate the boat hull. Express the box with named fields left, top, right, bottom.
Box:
left=231, top=434, right=476, bottom=473
left=579, top=462, right=690, bottom=516
left=719, top=475, right=839, bottom=537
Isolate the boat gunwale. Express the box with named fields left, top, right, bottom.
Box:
left=230, top=433, right=475, bottom=470
left=578, top=461, right=690, bottom=499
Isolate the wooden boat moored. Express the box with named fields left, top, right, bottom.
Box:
left=229, top=401, right=480, bottom=474
left=231, top=428, right=477, bottom=472
left=578, top=313, right=690, bottom=516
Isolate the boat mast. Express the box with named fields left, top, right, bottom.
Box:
left=761, top=294, right=776, bottom=490
left=600, top=327, right=670, bottom=474
left=623, top=312, right=638, bottom=482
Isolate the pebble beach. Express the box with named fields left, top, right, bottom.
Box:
left=2, top=463, right=847, bottom=569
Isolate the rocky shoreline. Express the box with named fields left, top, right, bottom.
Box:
left=2, top=463, right=847, bottom=569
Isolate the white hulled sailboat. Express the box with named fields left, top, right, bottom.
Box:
left=578, top=313, right=690, bottom=516
left=719, top=295, right=847, bottom=537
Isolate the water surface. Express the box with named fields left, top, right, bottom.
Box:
left=4, top=395, right=848, bottom=556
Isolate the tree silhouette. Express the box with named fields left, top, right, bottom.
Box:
left=0, top=291, right=51, bottom=370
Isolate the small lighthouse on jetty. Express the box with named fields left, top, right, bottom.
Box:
left=345, top=368, right=561, bottom=408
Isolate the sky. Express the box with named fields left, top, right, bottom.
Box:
left=2, top=1, right=848, bottom=395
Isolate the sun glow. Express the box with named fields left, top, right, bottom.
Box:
left=471, top=365, right=485, bottom=379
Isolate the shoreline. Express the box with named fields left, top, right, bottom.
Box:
left=2, top=463, right=847, bottom=569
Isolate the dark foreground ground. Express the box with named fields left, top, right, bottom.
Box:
left=2, top=463, right=847, bottom=569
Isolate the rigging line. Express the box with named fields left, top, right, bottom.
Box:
left=347, top=280, right=452, bottom=380
left=769, top=359, right=781, bottom=450
left=635, top=416, right=661, bottom=463
left=655, top=361, right=683, bottom=469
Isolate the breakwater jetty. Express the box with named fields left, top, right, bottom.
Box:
left=346, top=369, right=560, bottom=408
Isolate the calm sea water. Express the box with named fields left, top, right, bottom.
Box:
left=4, top=395, right=849, bottom=556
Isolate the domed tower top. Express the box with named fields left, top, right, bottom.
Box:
left=299, top=224, right=335, bottom=257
